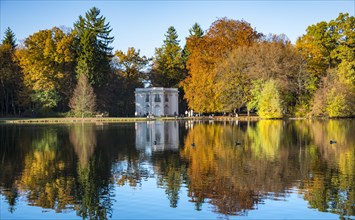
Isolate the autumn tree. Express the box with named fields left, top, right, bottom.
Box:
left=149, top=26, right=186, bottom=88
left=215, top=46, right=252, bottom=114
left=182, top=23, right=204, bottom=62
left=179, top=23, right=205, bottom=113
left=0, top=28, right=22, bottom=116
left=257, top=80, right=283, bottom=118
left=15, top=27, right=76, bottom=114
left=113, top=47, right=149, bottom=115
left=181, top=18, right=261, bottom=113
left=214, top=34, right=308, bottom=116
left=69, top=74, right=96, bottom=117
left=299, top=13, right=355, bottom=117
left=74, top=7, right=114, bottom=87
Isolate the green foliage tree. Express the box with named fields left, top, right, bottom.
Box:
left=189, top=23, right=204, bottom=38
left=297, top=13, right=355, bottom=117
left=2, top=27, right=17, bottom=49
left=246, top=79, right=264, bottom=115
left=69, top=74, right=96, bottom=117
left=113, top=47, right=149, bottom=115
left=338, top=60, right=355, bottom=87
left=257, top=80, right=283, bottom=118
left=326, top=88, right=352, bottom=117
left=149, top=26, right=186, bottom=88
left=74, top=7, right=114, bottom=87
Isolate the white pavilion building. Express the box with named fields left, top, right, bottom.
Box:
left=135, top=87, right=179, bottom=116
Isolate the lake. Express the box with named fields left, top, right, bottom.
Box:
left=0, top=119, right=354, bottom=219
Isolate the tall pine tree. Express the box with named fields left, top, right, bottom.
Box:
left=149, top=26, right=186, bottom=88
left=182, top=23, right=204, bottom=62
left=74, top=7, right=114, bottom=87
left=0, top=28, right=22, bottom=116
left=2, top=27, right=17, bottom=49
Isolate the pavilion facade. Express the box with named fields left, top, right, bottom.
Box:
left=135, top=87, right=179, bottom=116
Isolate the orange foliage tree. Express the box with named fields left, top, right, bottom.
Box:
left=181, top=18, right=261, bottom=112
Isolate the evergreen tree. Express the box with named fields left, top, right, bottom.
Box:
left=182, top=23, right=204, bottom=62
left=74, top=7, right=114, bottom=87
left=0, top=28, right=22, bottom=116
left=189, top=23, right=204, bottom=37
left=149, top=26, right=186, bottom=88
left=2, top=27, right=17, bottom=49
left=69, top=74, right=96, bottom=117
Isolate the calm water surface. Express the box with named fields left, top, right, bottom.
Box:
left=0, top=120, right=354, bottom=219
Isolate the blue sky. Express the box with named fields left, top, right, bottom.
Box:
left=1, top=0, right=354, bottom=57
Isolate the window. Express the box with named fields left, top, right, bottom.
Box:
left=165, top=94, right=168, bottom=102
left=154, top=94, right=161, bottom=102
left=145, top=94, right=149, bottom=102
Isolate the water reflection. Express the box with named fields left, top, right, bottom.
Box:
left=69, top=124, right=97, bottom=167
left=0, top=120, right=354, bottom=219
left=181, top=121, right=295, bottom=216
left=135, top=121, right=179, bottom=154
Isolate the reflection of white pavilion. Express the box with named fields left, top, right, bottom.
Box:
left=135, top=121, right=179, bottom=155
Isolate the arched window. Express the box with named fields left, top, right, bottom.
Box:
left=154, top=94, right=161, bottom=102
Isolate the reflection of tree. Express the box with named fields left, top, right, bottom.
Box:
left=70, top=124, right=114, bottom=220
left=0, top=125, right=28, bottom=212
left=1, top=124, right=117, bottom=219
left=247, top=120, right=282, bottom=159
left=75, top=157, right=113, bottom=220
left=1, top=187, right=18, bottom=213
left=69, top=124, right=96, bottom=167
left=152, top=151, right=188, bottom=208
left=17, top=128, right=76, bottom=211
left=181, top=122, right=297, bottom=216
left=1, top=121, right=354, bottom=219
left=295, top=120, right=355, bottom=218
left=113, top=147, right=150, bottom=188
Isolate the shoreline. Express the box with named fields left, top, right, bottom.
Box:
left=0, top=116, right=259, bottom=124
left=0, top=116, right=352, bottom=124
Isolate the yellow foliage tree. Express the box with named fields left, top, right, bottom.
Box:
left=15, top=27, right=76, bottom=112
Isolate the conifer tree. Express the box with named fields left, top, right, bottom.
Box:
left=182, top=23, right=204, bottom=62
left=69, top=73, right=96, bottom=117
left=189, top=23, right=204, bottom=37
left=0, top=27, right=22, bottom=116
left=74, top=7, right=114, bottom=87
left=149, top=26, right=185, bottom=88
left=2, top=27, right=17, bottom=49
